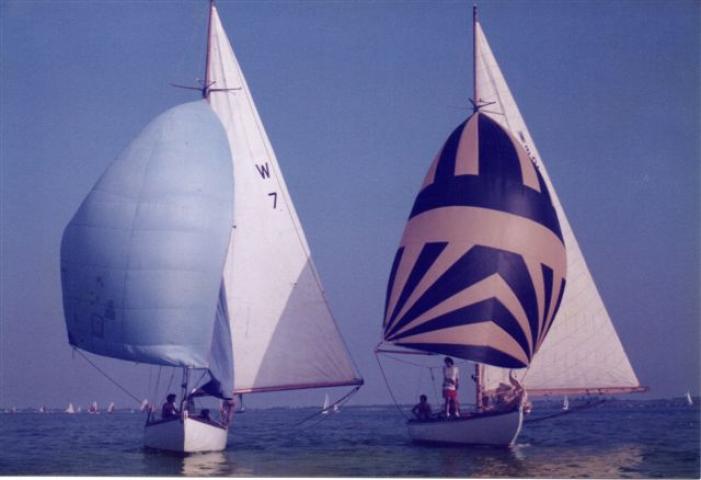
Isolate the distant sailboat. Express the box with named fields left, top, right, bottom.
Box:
left=377, top=6, right=644, bottom=446
left=322, top=394, right=330, bottom=415
left=139, top=399, right=150, bottom=413
left=38, top=405, right=47, bottom=414
left=685, top=391, right=693, bottom=406
left=88, top=402, right=99, bottom=414
left=65, top=402, right=75, bottom=414
left=562, top=396, right=570, bottom=411
left=107, top=402, right=115, bottom=414
left=60, top=1, right=362, bottom=453
left=76, top=406, right=82, bottom=414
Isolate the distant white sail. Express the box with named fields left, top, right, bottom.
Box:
left=206, top=5, right=362, bottom=394
left=474, top=20, right=643, bottom=396
left=65, top=402, right=75, bottom=414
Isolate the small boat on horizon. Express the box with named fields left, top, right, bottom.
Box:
left=65, top=402, right=75, bottom=414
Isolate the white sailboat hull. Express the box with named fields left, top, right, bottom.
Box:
left=144, top=417, right=228, bottom=453
left=407, top=407, right=523, bottom=446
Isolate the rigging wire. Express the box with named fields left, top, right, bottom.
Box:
left=374, top=351, right=409, bottom=420
left=74, top=348, right=142, bottom=405
left=293, top=385, right=362, bottom=427
left=524, top=398, right=608, bottom=424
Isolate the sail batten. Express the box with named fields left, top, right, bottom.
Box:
left=474, top=19, right=643, bottom=394
left=206, top=5, right=362, bottom=393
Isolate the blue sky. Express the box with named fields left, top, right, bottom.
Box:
left=1, top=0, right=699, bottom=410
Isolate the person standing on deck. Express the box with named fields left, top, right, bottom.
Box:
left=442, top=357, right=461, bottom=417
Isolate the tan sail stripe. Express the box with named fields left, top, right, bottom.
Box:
left=454, top=115, right=479, bottom=176
left=390, top=241, right=470, bottom=329
left=397, top=322, right=529, bottom=366
left=537, top=276, right=566, bottom=352
left=509, top=127, right=541, bottom=192
left=384, top=241, right=422, bottom=330
left=420, top=152, right=441, bottom=189
left=391, top=273, right=533, bottom=355
left=524, top=258, right=546, bottom=344
left=404, top=206, right=566, bottom=278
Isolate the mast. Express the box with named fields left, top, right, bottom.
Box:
left=472, top=4, right=478, bottom=112
left=203, top=0, right=215, bottom=98
left=475, top=364, right=483, bottom=411
left=472, top=5, right=482, bottom=412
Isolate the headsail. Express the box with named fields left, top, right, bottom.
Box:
left=205, top=4, right=362, bottom=393
left=474, top=18, right=644, bottom=395
left=60, top=101, right=235, bottom=396
left=383, top=109, right=566, bottom=368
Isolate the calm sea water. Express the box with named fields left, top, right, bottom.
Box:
left=1, top=402, right=698, bottom=477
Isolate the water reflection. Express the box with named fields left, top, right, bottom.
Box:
left=180, top=451, right=248, bottom=477
left=469, top=443, right=645, bottom=478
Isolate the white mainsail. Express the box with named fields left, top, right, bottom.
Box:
left=474, top=19, right=643, bottom=396
left=65, top=402, right=75, bottom=414
left=205, top=5, right=362, bottom=394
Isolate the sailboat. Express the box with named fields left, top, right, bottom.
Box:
left=139, top=399, right=150, bottom=413
left=65, top=402, right=75, bottom=414
left=322, top=394, right=330, bottom=415
left=685, top=391, right=693, bottom=406
left=376, top=7, right=644, bottom=447
left=107, top=402, right=116, bottom=414
left=88, top=402, right=99, bottom=415
left=562, top=396, right=570, bottom=411
left=60, top=1, right=362, bottom=453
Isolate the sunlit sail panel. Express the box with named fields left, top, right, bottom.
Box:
left=205, top=6, right=362, bottom=393
left=384, top=112, right=566, bottom=368
left=474, top=21, right=642, bottom=395
left=61, top=101, right=234, bottom=391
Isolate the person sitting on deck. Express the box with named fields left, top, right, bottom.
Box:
left=219, top=398, right=235, bottom=425
left=161, top=393, right=178, bottom=420
left=412, top=394, right=432, bottom=421
left=442, top=357, right=461, bottom=418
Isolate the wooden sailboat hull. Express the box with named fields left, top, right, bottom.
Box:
left=407, top=406, right=523, bottom=446
left=144, top=417, right=228, bottom=453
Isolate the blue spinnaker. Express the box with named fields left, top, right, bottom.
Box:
left=61, top=101, right=234, bottom=392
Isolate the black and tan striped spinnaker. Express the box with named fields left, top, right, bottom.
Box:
left=384, top=112, right=566, bottom=368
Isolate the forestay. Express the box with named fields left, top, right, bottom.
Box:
left=61, top=101, right=234, bottom=397
left=474, top=20, right=643, bottom=395
left=205, top=5, right=362, bottom=393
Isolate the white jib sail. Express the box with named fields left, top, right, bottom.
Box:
left=205, top=5, right=362, bottom=393
left=474, top=21, right=642, bottom=395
